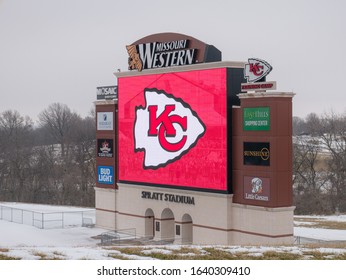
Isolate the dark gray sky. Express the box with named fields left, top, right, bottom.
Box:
left=1, top=0, right=345, bottom=121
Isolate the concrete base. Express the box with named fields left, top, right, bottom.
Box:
left=231, top=203, right=295, bottom=245
left=95, top=184, right=294, bottom=245
left=94, top=187, right=116, bottom=230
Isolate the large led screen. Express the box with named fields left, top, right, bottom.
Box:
left=118, top=68, right=228, bottom=191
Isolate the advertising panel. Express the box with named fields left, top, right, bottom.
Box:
left=97, top=86, right=117, bottom=100
left=126, top=33, right=221, bottom=72
left=241, top=81, right=276, bottom=92
left=97, top=112, right=113, bottom=130
left=97, top=139, right=113, bottom=158
left=243, top=107, right=270, bottom=131
left=244, top=58, right=272, bottom=83
left=97, top=166, right=114, bottom=185
left=118, top=68, right=228, bottom=191
left=243, top=176, right=270, bottom=202
left=243, top=142, right=270, bottom=166
left=126, top=40, right=196, bottom=71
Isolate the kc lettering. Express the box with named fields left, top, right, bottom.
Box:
left=135, top=89, right=205, bottom=169
left=148, top=105, right=187, bottom=152
left=249, top=63, right=264, bottom=76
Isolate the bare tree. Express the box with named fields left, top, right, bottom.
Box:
left=292, top=116, right=307, bottom=136
left=294, top=111, right=346, bottom=214
left=0, top=106, right=97, bottom=207
left=59, top=115, right=96, bottom=206
left=71, top=116, right=96, bottom=205
left=305, top=113, right=321, bottom=136
left=38, top=103, right=81, bottom=204
left=0, top=110, right=34, bottom=201
left=293, top=135, right=330, bottom=214
left=318, top=112, right=346, bottom=212
left=38, top=103, right=79, bottom=158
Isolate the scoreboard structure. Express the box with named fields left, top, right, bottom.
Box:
left=94, top=33, right=295, bottom=245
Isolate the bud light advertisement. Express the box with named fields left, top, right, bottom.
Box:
left=98, top=166, right=114, bottom=185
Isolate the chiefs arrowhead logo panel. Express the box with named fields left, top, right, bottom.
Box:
left=244, top=58, right=273, bottom=83
left=134, top=88, right=206, bottom=169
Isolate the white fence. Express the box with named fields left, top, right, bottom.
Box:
left=0, top=204, right=95, bottom=229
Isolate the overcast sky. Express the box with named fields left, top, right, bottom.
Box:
left=1, top=0, right=345, bottom=121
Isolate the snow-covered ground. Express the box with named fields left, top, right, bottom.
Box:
left=1, top=202, right=346, bottom=260
left=294, top=214, right=346, bottom=241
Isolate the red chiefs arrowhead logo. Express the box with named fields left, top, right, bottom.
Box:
left=244, top=58, right=272, bottom=83
left=134, top=88, right=206, bottom=169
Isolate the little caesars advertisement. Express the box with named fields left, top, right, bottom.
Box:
left=244, top=176, right=270, bottom=202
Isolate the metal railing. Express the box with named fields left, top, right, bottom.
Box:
left=100, top=228, right=137, bottom=245
left=0, top=205, right=95, bottom=229
left=294, top=235, right=346, bottom=245
left=99, top=228, right=191, bottom=246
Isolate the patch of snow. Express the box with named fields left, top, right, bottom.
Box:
left=294, top=227, right=346, bottom=241
left=179, top=252, right=197, bottom=257
left=142, top=248, right=173, bottom=255
left=317, top=248, right=346, bottom=255
left=1, top=203, right=346, bottom=259
left=0, top=220, right=104, bottom=247
left=296, top=215, right=346, bottom=222
left=0, top=202, right=93, bottom=213
left=247, top=252, right=263, bottom=257
left=294, top=221, right=316, bottom=226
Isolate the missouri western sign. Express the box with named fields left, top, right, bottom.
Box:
left=127, top=40, right=196, bottom=71
left=126, top=33, right=221, bottom=71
